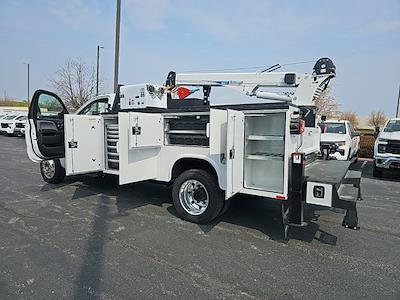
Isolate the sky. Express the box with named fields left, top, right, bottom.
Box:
left=0, top=0, right=399, bottom=115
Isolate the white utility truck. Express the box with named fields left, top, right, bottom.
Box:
left=25, top=58, right=361, bottom=237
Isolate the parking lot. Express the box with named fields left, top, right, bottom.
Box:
left=0, top=135, right=399, bottom=299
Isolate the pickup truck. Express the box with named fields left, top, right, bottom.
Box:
left=373, top=118, right=400, bottom=177
left=320, top=120, right=360, bottom=161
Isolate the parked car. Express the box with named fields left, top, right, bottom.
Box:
left=14, top=115, right=27, bottom=136
left=320, top=120, right=360, bottom=161
left=0, top=114, right=27, bottom=136
left=373, top=118, right=400, bottom=177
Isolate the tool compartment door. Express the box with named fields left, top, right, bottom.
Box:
left=119, top=112, right=163, bottom=185
left=226, top=109, right=244, bottom=199
left=129, top=112, right=163, bottom=148
left=64, top=115, right=104, bottom=175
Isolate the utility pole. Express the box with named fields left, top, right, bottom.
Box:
left=396, top=84, right=400, bottom=118
left=23, top=62, right=30, bottom=105
left=96, top=45, right=104, bottom=96
left=113, top=0, right=121, bottom=93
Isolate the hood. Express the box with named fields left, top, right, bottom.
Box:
left=321, top=133, right=348, bottom=142
left=1, top=119, right=21, bottom=124
left=378, top=131, right=400, bottom=141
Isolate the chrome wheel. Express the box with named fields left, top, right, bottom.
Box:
left=41, top=160, right=56, bottom=179
left=179, top=179, right=209, bottom=216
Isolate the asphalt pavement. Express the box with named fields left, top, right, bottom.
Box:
left=0, top=135, right=399, bottom=299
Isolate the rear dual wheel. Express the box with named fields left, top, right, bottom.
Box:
left=172, top=169, right=225, bottom=224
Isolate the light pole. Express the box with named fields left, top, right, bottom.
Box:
left=113, top=0, right=121, bottom=93
left=396, top=84, right=400, bottom=118
left=96, top=45, right=104, bottom=96
left=23, top=62, right=30, bottom=105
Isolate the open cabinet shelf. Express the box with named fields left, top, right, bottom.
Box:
left=246, top=152, right=283, bottom=161
left=246, top=135, right=283, bottom=141
left=243, top=113, right=285, bottom=193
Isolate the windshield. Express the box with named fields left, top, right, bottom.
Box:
left=320, top=122, right=347, bottom=134
left=3, top=114, right=17, bottom=120
left=384, top=120, right=400, bottom=132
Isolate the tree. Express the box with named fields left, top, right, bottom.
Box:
left=313, top=86, right=340, bottom=117
left=49, top=59, right=99, bottom=111
left=368, top=111, right=387, bottom=128
left=340, top=111, right=359, bottom=128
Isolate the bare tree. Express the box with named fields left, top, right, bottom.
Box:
left=50, top=59, right=99, bottom=111
left=314, top=86, right=340, bottom=117
left=340, top=111, right=359, bottom=128
left=368, top=111, right=387, bottom=128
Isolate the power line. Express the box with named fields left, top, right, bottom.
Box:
left=178, top=59, right=316, bottom=73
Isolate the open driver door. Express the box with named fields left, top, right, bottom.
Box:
left=26, top=90, right=68, bottom=163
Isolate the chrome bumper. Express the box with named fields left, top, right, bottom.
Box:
left=374, top=155, right=400, bottom=169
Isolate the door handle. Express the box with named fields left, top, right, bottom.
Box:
left=229, top=148, right=235, bottom=159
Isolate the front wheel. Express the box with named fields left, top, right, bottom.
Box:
left=40, top=159, right=65, bottom=184
left=373, top=163, right=383, bottom=178
left=172, top=169, right=224, bottom=224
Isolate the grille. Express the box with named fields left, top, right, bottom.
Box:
left=387, top=140, right=400, bottom=155
left=15, top=123, right=25, bottom=128
left=1, top=124, right=8, bottom=128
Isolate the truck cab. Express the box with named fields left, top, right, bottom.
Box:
left=373, top=118, right=400, bottom=177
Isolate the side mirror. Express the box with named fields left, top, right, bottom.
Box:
left=374, top=126, right=380, bottom=138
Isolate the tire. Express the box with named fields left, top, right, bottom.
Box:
left=172, top=169, right=224, bottom=224
left=40, top=159, right=66, bottom=184
left=347, top=148, right=352, bottom=161
left=373, top=163, right=383, bottom=178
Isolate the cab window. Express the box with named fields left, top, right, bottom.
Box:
left=37, top=94, right=65, bottom=119
left=321, top=122, right=346, bottom=134
left=384, top=120, right=400, bottom=132
left=79, top=99, right=108, bottom=115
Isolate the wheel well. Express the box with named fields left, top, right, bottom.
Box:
left=171, top=158, right=218, bottom=181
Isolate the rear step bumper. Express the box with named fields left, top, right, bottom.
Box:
left=283, top=154, right=361, bottom=238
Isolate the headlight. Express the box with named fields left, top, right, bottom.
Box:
left=378, top=144, right=387, bottom=154
left=378, top=138, right=388, bottom=144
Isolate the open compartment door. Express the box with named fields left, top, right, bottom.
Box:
left=209, top=108, right=227, bottom=155
left=226, top=109, right=244, bottom=199
left=64, top=115, right=104, bottom=175
left=119, top=112, right=163, bottom=185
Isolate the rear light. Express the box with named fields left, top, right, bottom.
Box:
left=299, top=119, right=305, bottom=134
left=290, top=118, right=305, bottom=135
left=275, top=195, right=287, bottom=200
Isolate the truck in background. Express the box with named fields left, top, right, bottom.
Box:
left=373, top=118, right=400, bottom=177
left=320, top=120, right=360, bottom=161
